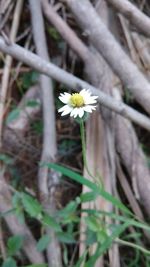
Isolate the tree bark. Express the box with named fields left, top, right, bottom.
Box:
left=65, top=0, right=150, bottom=115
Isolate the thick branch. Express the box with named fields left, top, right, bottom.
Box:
left=65, top=0, right=150, bottom=115
left=29, top=1, right=62, bottom=266
left=107, top=0, right=150, bottom=37
left=0, top=37, right=150, bottom=131
left=29, top=0, right=56, bottom=161
left=41, top=0, right=89, bottom=61
left=42, top=0, right=150, bottom=218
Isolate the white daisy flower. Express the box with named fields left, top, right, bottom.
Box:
left=58, top=89, right=98, bottom=118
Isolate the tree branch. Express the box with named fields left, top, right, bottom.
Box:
left=41, top=0, right=89, bottom=61
left=107, top=0, right=150, bottom=37
left=65, top=0, right=150, bottom=115
left=29, top=1, right=62, bottom=266
left=40, top=0, right=150, bottom=219
left=0, top=37, right=150, bottom=131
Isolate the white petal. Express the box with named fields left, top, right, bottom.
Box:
left=80, top=89, right=91, bottom=99
left=58, top=105, right=68, bottom=113
left=80, top=89, right=98, bottom=104
left=58, top=105, right=73, bottom=116
left=78, top=108, right=84, bottom=118
left=84, top=96, right=98, bottom=105
left=70, top=108, right=79, bottom=118
left=83, top=106, right=93, bottom=113
left=59, top=93, right=71, bottom=104
left=84, top=105, right=97, bottom=114
left=61, top=106, right=73, bottom=116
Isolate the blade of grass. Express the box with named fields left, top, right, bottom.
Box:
left=82, top=209, right=150, bottom=232
left=44, top=163, right=132, bottom=215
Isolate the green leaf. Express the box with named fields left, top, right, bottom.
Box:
left=85, top=222, right=130, bottom=267
left=14, top=208, right=25, bottom=224
left=22, top=71, right=39, bottom=89
left=7, top=235, right=24, bottom=256
left=43, top=163, right=131, bottom=215
left=86, top=229, right=97, bottom=245
left=2, top=257, right=17, bottom=267
left=12, top=193, right=25, bottom=224
left=31, top=121, right=43, bottom=134
left=12, top=192, right=21, bottom=208
left=57, top=231, right=76, bottom=244
left=42, top=213, right=61, bottom=232
left=83, top=209, right=150, bottom=233
left=21, top=193, right=42, bottom=218
left=36, top=235, right=51, bottom=252
left=80, top=191, right=98, bottom=203
left=25, top=100, right=40, bottom=107
left=6, top=108, right=20, bottom=124
left=0, top=153, right=14, bottom=165
left=85, top=216, right=102, bottom=232
left=58, top=200, right=78, bottom=217
left=47, top=26, right=60, bottom=41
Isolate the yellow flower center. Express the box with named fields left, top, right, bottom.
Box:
left=70, top=93, right=85, bottom=107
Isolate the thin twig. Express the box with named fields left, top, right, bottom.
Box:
left=0, top=0, right=24, bottom=147
left=0, top=220, right=6, bottom=260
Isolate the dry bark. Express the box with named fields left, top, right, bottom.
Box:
left=106, top=0, right=150, bottom=37
left=0, top=0, right=24, bottom=145
left=65, top=0, right=150, bottom=115
left=3, top=85, right=41, bottom=153
left=82, top=3, right=120, bottom=266
left=0, top=37, right=150, bottom=130
left=29, top=1, right=62, bottom=266
left=115, top=98, right=150, bottom=216
left=41, top=0, right=150, bottom=218
left=41, top=0, right=89, bottom=61
left=63, top=0, right=150, bottom=218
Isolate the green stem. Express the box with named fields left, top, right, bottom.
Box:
left=117, top=238, right=150, bottom=255
left=80, top=120, right=97, bottom=182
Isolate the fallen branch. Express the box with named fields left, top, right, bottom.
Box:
left=0, top=37, right=150, bottom=131
left=65, top=0, right=150, bottom=115
left=43, top=0, right=150, bottom=220
left=42, top=0, right=150, bottom=219
left=41, top=0, right=89, bottom=61
left=29, top=1, right=62, bottom=266
left=107, top=0, right=150, bottom=37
